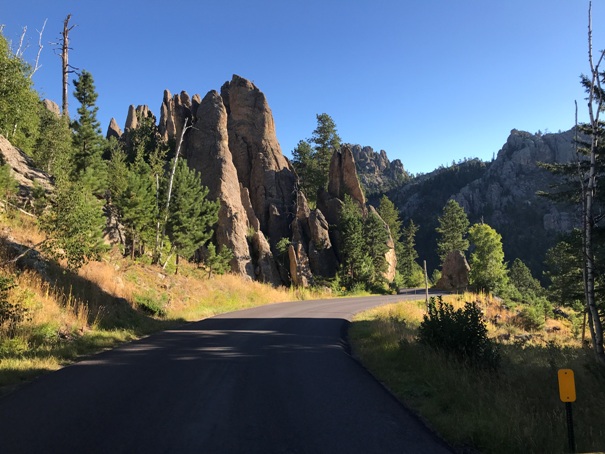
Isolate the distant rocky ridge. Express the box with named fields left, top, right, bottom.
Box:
left=347, top=144, right=410, bottom=195
left=387, top=128, right=579, bottom=276
left=106, top=75, right=396, bottom=286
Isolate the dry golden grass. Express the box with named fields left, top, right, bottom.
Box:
left=350, top=294, right=605, bottom=453
left=0, top=211, right=330, bottom=392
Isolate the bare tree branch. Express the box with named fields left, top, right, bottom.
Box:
left=29, top=19, right=47, bottom=79
left=15, top=26, right=27, bottom=58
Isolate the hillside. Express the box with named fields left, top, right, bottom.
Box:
left=385, top=128, right=578, bottom=276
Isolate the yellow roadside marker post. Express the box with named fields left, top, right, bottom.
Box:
left=558, top=369, right=576, bottom=453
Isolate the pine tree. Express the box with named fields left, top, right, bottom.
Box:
left=436, top=199, right=470, bottom=263
left=40, top=179, right=107, bottom=270
left=468, top=223, right=508, bottom=293
left=399, top=220, right=424, bottom=287
left=338, top=195, right=370, bottom=287
left=291, top=113, right=341, bottom=202
left=117, top=162, right=157, bottom=259
left=363, top=210, right=390, bottom=285
left=34, top=105, right=73, bottom=176
left=71, top=70, right=106, bottom=191
left=165, top=160, right=219, bottom=273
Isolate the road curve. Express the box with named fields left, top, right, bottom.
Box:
left=0, top=293, right=452, bottom=454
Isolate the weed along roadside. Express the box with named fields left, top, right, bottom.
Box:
left=349, top=295, right=605, bottom=454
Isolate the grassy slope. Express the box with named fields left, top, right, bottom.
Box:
left=349, top=295, right=605, bottom=454
left=0, top=213, right=325, bottom=395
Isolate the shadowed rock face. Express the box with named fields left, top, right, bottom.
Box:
left=158, top=90, right=194, bottom=145
left=220, top=75, right=297, bottom=246
left=186, top=90, right=254, bottom=278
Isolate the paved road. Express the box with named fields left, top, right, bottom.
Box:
left=0, top=294, right=452, bottom=453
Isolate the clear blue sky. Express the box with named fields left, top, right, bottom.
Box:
left=2, top=1, right=604, bottom=174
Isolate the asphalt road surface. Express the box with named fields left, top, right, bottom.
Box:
left=0, top=293, right=452, bottom=454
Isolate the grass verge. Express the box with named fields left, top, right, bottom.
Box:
left=349, top=298, right=605, bottom=454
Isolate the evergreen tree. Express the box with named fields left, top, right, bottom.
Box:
left=363, top=210, right=390, bottom=285
left=377, top=195, right=402, bottom=241
left=165, top=160, right=219, bottom=273
left=117, top=162, right=157, bottom=259
left=71, top=70, right=106, bottom=191
left=436, top=199, right=470, bottom=263
left=204, top=243, right=234, bottom=278
left=399, top=220, right=424, bottom=287
left=291, top=113, right=341, bottom=202
left=509, top=258, right=543, bottom=298
left=0, top=32, right=40, bottom=153
left=544, top=233, right=585, bottom=308
left=33, top=105, right=73, bottom=176
left=40, top=179, right=107, bottom=270
left=468, top=223, right=508, bottom=293
left=338, top=195, right=370, bottom=287
left=291, top=140, right=316, bottom=200
left=309, top=113, right=341, bottom=192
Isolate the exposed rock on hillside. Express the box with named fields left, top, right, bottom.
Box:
left=115, top=75, right=396, bottom=287
left=0, top=134, right=53, bottom=195
left=349, top=144, right=409, bottom=195
left=388, top=129, right=578, bottom=277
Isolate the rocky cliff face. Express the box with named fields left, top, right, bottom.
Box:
left=110, top=75, right=395, bottom=286
left=348, top=144, right=409, bottom=195
left=388, top=129, right=578, bottom=276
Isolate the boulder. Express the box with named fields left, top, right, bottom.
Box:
left=186, top=90, right=254, bottom=278
left=250, top=230, right=281, bottom=286
left=435, top=250, right=470, bottom=291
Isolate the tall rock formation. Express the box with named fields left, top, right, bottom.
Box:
left=220, top=75, right=297, bottom=248
left=158, top=90, right=195, bottom=144
left=186, top=90, right=255, bottom=278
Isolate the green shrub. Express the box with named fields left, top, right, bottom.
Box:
left=134, top=292, right=168, bottom=317
left=418, top=296, right=500, bottom=369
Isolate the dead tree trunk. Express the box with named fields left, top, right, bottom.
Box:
left=60, top=14, right=75, bottom=118
left=584, top=1, right=605, bottom=365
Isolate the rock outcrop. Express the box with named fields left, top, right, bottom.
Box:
left=349, top=144, right=409, bottom=195
left=158, top=90, right=195, bottom=144
left=113, top=75, right=396, bottom=286
left=435, top=251, right=470, bottom=291
left=186, top=90, right=254, bottom=278
left=327, top=145, right=365, bottom=207
left=106, top=118, right=123, bottom=140
left=0, top=134, right=53, bottom=195
left=42, top=99, right=60, bottom=117
left=368, top=205, right=397, bottom=283
left=220, top=75, right=297, bottom=248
